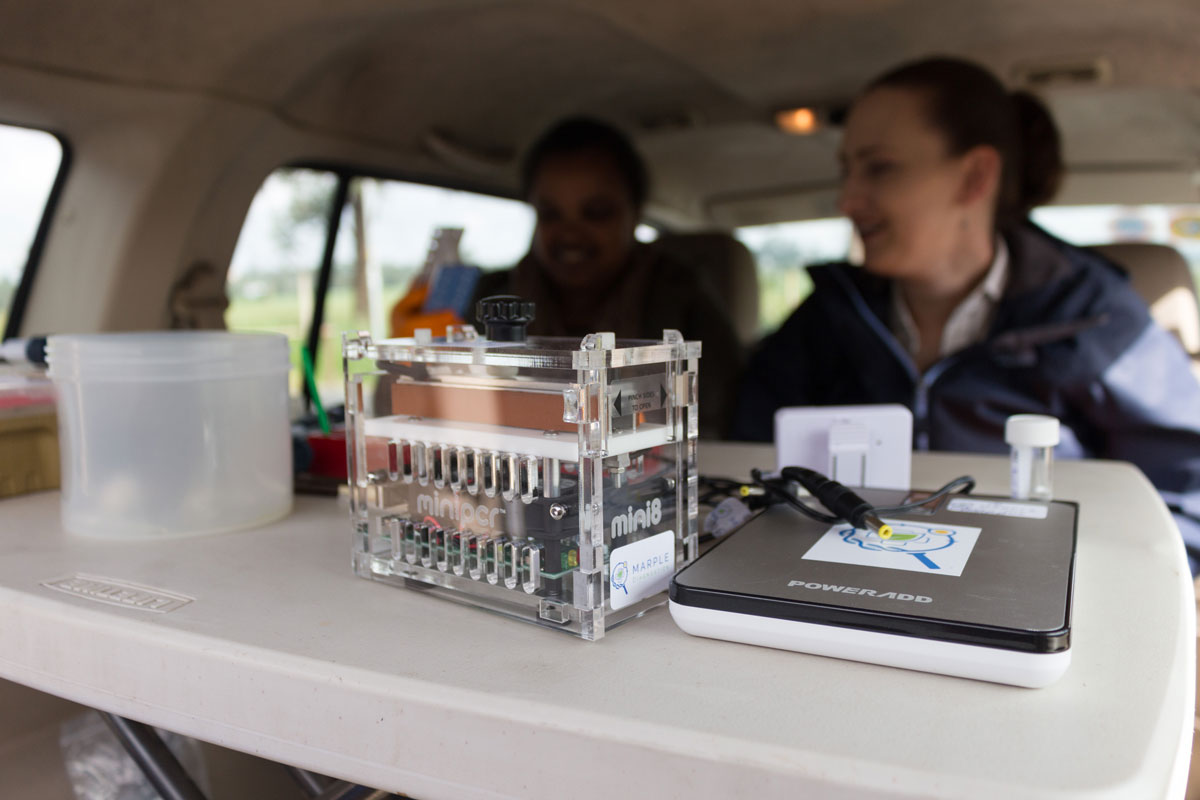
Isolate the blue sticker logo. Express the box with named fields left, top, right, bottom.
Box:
left=804, top=520, right=981, bottom=576
left=839, top=523, right=956, bottom=570
left=611, top=561, right=629, bottom=595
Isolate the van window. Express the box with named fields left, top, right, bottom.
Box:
left=227, top=168, right=340, bottom=397
left=0, top=124, right=65, bottom=336
left=319, top=177, right=533, bottom=396
left=228, top=168, right=534, bottom=402
left=1032, top=204, right=1200, bottom=291
left=739, top=206, right=1200, bottom=337
left=736, top=218, right=853, bottom=333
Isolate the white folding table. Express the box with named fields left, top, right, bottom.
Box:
left=0, top=447, right=1193, bottom=799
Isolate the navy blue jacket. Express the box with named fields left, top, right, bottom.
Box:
left=732, top=224, right=1200, bottom=571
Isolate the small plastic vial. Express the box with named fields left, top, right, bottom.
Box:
left=1005, top=414, right=1060, bottom=501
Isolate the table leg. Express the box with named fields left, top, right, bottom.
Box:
left=97, top=712, right=208, bottom=800
left=286, top=764, right=331, bottom=796
left=312, top=780, right=394, bottom=800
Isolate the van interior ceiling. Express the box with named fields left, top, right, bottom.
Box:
left=0, top=0, right=1198, bottom=334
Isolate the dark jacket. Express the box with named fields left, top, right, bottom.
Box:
left=733, top=224, right=1200, bottom=570
left=473, top=244, right=744, bottom=438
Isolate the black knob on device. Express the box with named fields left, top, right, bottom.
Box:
left=476, top=295, right=535, bottom=342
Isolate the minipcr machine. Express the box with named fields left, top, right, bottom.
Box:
left=343, top=298, right=699, bottom=640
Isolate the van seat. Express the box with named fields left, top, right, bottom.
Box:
left=652, top=232, right=760, bottom=346
left=1091, top=242, right=1200, bottom=380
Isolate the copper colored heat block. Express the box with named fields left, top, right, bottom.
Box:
left=390, top=383, right=585, bottom=432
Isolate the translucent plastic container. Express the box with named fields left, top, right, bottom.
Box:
left=47, top=332, right=292, bottom=538
left=1005, top=414, right=1060, bottom=501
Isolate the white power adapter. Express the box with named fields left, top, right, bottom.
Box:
left=774, top=404, right=913, bottom=490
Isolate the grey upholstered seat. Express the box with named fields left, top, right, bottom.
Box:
left=1091, top=242, right=1200, bottom=380
left=652, top=232, right=760, bottom=347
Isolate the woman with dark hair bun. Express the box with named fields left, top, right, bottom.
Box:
left=733, top=56, right=1200, bottom=571
left=474, top=116, right=743, bottom=437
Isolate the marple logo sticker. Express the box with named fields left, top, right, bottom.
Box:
left=802, top=520, right=982, bottom=576
left=608, top=530, right=675, bottom=610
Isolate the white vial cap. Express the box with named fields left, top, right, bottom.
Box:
left=1005, top=414, right=1060, bottom=447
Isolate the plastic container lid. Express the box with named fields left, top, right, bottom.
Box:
left=1005, top=414, right=1060, bottom=447
left=47, top=331, right=289, bottom=382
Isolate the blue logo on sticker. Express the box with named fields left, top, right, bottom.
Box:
left=611, top=561, right=629, bottom=595
left=839, top=523, right=956, bottom=570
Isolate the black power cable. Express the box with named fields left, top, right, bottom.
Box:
left=746, top=467, right=976, bottom=534
left=782, top=466, right=894, bottom=537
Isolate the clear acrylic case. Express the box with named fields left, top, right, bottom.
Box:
left=343, top=319, right=700, bottom=640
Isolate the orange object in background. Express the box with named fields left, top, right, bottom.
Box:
left=388, top=280, right=464, bottom=338
left=388, top=227, right=473, bottom=338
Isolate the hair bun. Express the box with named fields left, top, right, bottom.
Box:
left=866, top=57, right=1065, bottom=227
left=1010, top=90, right=1064, bottom=214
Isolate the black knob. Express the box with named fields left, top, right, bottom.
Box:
left=476, top=295, right=535, bottom=342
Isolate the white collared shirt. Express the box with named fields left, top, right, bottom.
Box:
left=891, top=238, right=1009, bottom=364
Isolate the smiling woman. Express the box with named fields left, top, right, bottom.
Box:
left=0, top=124, right=64, bottom=337
left=473, top=116, right=745, bottom=438
left=733, top=55, right=1200, bottom=574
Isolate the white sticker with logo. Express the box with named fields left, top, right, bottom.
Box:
left=609, top=530, right=675, bottom=609
left=802, top=519, right=982, bottom=577
left=946, top=497, right=1049, bottom=519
